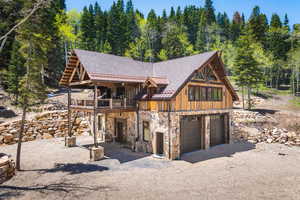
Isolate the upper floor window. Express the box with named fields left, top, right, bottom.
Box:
left=143, top=121, right=151, bottom=142
left=189, top=86, right=223, bottom=101
left=193, top=66, right=218, bottom=82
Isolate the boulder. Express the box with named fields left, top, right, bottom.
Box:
left=3, top=134, right=14, bottom=144
left=42, top=133, right=53, bottom=140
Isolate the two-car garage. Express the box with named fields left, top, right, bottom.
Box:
left=180, top=114, right=229, bottom=155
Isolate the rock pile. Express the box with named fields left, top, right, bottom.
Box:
left=232, top=110, right=272, bottom=125
left=234, top=96, right=265, bottom=107
left=0, top=111, right=90, bottom=145
left=232, top=110, right=300, bottom=147
left=0, top=153, right=15, bottom=184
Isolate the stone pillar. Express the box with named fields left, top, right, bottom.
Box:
left=90, top=146, right=104, bottom=161
left=205, top=115, right=210, bottom=149
left=65, top=136, right=76, bottom=147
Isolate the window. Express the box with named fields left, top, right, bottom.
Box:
left=188, top=86, right=195, bottom=101
left=195, top=87, right=200, bottom=101
left=188, top=86, right=222, bottom=101
left=192, top=66, right=218, bottom=82
left=200, top=87, right=207, bottom=101
left=143, top=121, right=151, bottom=142
left=98, top=115, right=103, bottom=131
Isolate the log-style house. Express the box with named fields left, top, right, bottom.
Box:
left=59, top=49, right=238, bottom=160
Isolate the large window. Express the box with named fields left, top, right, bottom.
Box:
left=188, top=86, right=223, bottom=101
left=143, top=121, right=151, bottom=142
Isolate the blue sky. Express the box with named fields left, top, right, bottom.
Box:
left=66, top=0, right=300, bottom=25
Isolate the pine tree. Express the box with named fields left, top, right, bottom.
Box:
left=270, top=14, right=282, bottom=28
left=0, top=0, right=24, bottom=71
left=80, top=5, right=96, bottom=50
left=169, top=7, right=176, bottom=21
left=195, top=11, right=207, bottom=52
left=231, top=11, right=243, bottom=41
left=107, top=0, right=128, bottom=55
left=5, top=40, right=26, bottom=103
left=175, top=6, right=183, bottom=26
left=94, top=2, right=105, bottom=51
left=15, top=0, right=50, bottom=170
left=232, top=33, right=263, bottom=109
left=126, top=0, right=140, bottom=43
left=283, top=14, right=290, bottom=31
left=160, top=23, right=195, bottom=59
left=204, top=0, right=216, bottom=25
left=183, top=6, right=200, bottom=45
left=248, top=6, right=268, bottom=44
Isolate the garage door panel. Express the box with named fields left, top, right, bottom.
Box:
left=210, top=115, right=225, bottom=147
left=181, top=116, right=203, bottom=154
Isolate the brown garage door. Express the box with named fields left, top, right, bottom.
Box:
left=180, top=116, right=203, bottom=154
left=210, top=115, right=226, bottom=147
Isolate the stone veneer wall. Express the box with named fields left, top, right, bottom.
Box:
left=105, top=112, right=137, bottom=149
left=136, top=111, right=171, bottom=158
left=104, top=109, right=232, bottom=160
left=136, top=109, right=232, bottom=160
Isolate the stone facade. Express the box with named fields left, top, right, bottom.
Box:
left=135, top=109, right=232, bottom=160
left=104, top=112, right=137, bottom=149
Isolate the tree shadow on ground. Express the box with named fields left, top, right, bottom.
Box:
left=0, top=182, right=113, bottom=199
left=181, top=142, right=255, bottom=164
left=0, top=109, right=17, bottom=118
left=81, top=143, right=150, bottom=164
left=24, top=163, right=108, bottom=175
left=250, top=108, right=279, bottom=115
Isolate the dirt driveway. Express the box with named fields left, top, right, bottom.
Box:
left=1, top=136, right=300, bottom=200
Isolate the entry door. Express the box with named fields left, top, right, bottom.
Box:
left=156, top=132, right=164, bottom=155
left=115, top=120, right=126, bottom=143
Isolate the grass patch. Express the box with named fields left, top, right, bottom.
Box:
left=289, top=97, right=300, bottom=108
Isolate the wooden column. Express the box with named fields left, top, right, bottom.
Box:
left=93, top=85, right=98, bottom=147
left=205, top=115, right=210, bottom=149
left=67, top=87, right=71, bottom=138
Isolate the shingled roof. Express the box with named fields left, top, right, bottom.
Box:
left=60, top=49, right=238, bottom=101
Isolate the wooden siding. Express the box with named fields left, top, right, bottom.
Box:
left=138, top=81, right=233, bottom=112
left=173, top=81, right=233, bottom=111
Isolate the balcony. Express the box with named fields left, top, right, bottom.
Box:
left=70, top=98, right=137, bottom=112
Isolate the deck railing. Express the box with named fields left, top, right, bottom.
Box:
left=71, top=98, right=135, bottom=109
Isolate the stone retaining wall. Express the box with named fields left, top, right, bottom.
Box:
left=0, top=111, right=90, bottom=145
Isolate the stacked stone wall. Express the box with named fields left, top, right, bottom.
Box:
left=0, top=111, right=89, bottom=145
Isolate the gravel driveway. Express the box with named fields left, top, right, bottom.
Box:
left=0, top=136, right=300, bottom=200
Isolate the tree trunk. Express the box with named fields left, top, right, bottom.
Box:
left=16, top=105, right=27, bottom=171
left=242, top=86, right=245, bottom=110
left=247, top=87, right=251, bottom=110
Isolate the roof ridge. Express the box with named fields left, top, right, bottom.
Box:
left=74, top=49, right=217, bottom=65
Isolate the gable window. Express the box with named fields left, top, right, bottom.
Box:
left=188, top=86, right=222, bottom=101
left=192, top=66, right=218, bottom=82
left=143, top=121, right=151, bottom=142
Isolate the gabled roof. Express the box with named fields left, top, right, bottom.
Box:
left=59, top=49, right=238, bottom=101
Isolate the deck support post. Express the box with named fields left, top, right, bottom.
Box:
left=65, top=87, right=76, bottom=147
left=93, top=85, right=98, bottom=148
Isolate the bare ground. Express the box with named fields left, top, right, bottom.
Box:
left=1, top=136, right=300, bottom=200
